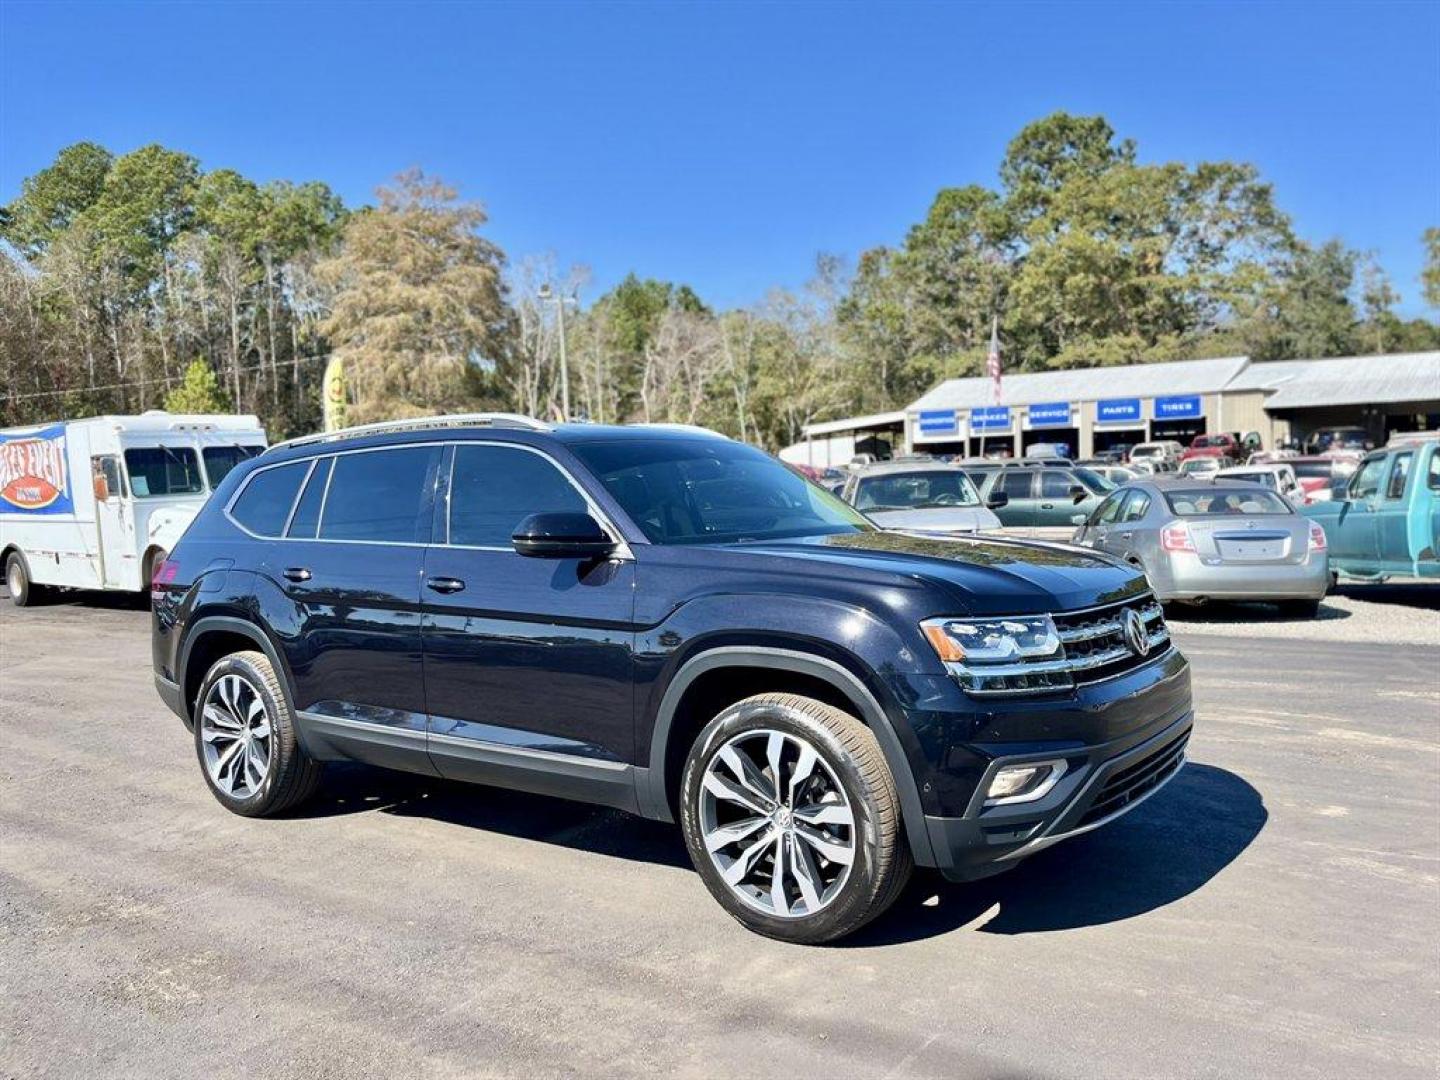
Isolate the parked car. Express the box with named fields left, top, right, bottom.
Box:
left=1215, top=463, right=1304, bottom=506
left=146, top=414, right=1192, bottom=944
left=1306, top=425, right=1373, bottom=456
left=1022, top=442, right=1071, bottom=461
left=1089, top=448, right=1131, bottom=465
left=1130, top=441, right=1183, bottom=468
left=1084, top=464, right=1141, bottom=487
left=1180, top=433, right=1241, bottom=463
left=1287, top=456, right=1344, bottom=503
left=1304, top=436, right=1440, bottom=582
left=1177, top=456, right=1233, bottom=478
left=842, top=462, right=1004, bottom=534
left=978, top=464, right=1116, bottom=539
left=1070, top=478, right=1329, bottom=615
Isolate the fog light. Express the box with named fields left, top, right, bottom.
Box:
left=985, top=759, right=1067, bottom=805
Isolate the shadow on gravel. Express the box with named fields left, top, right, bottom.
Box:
left=291, top=762, right=692, bottom=869
left=296, top=761, right=1264, bottom=945
left=842, top=763, right=1267, bottom=948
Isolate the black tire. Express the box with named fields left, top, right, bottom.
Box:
left=1278, top=599, right=1321, bottom=618
left=194, top=649, right=323, bottom=817
left=679, top=692, right=912, bottom=944
left=5, top=551, right=42, bottom=607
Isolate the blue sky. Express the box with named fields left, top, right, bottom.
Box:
left=2, top=1, right=1437, bottom=314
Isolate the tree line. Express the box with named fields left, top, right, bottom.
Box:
left=3, top=113, right=1437, bottom=447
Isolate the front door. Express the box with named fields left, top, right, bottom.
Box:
left=989, top=470, right=1037, bottom=536
left=90, top=455, right=129, bottom=589
left=1035, top=469, right=1093, bottom=539
left=1329, top=454, right=1387, bottom=567
left=1375, top=450, right=1415, bottom=573
left=267, top=445, right=440, bottom=773
left=420, top=442, right=637, bottom=807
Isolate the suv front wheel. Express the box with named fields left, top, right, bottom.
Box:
left=194, top=650, right=323, bottom=817
left=679, top=693, right=912, bottom=943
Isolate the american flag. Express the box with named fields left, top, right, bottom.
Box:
left=986, top=315, right=1002, bottom=404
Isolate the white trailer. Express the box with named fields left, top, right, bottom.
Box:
left=1, top=412, right=267, bottom=604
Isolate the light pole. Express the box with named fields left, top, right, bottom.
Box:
left=537, top=283, right=576, bottom=421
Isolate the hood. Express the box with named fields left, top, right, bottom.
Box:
left=730, top=529, right=1147, bottom=616
left=863, top=506, right=1002, bottom=533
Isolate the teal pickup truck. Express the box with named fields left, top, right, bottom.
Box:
left=1304, top=436, right=1440, bottom=581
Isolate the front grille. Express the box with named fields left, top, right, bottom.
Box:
left=946, top=594, right=1171, bottom=695
left=1051, top=595, right=1172, bottom=686
left=1076, top=728, right=1189, bottom=828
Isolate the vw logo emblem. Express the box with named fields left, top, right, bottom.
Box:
left=1122, top=608, right=1150, bottom=657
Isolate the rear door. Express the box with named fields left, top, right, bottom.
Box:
left=262, top=445, right=440, bottom=772
left=418, top=442, right=638, bottom=807
left=988, top=469, right=1037, bottom=535
left=1105, top=489, right=1153, bottom=562
left=1375, top=450, right=1415, bottom=573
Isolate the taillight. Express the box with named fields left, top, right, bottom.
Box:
left=152, top=558, right=179, bottom=586
left=1161, top=521, right=1196, bottom=553
left=1308, top=521, right=1327, bottom=551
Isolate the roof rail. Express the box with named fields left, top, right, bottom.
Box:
left=272, top=412, right=551, bottom=452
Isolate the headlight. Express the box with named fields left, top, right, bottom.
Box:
left=921, top=614, right=1069, bottom=694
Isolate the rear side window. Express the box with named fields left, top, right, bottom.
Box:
left=1429, top=451, right=1440, bottom=492
left=1385, top=452, right=1412, bottom=500
left=448, top=445, right=587, bottom=547
left=995, top=471, right=1033, bottom=499
left=320, top=447, right=435, bottom=542
left=1119, top=492, right=1151, bottom=522
left=230, top=462, right=308, bottom=537
left=286, top=458, right=332, bottom=539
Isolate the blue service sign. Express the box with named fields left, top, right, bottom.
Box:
left=1027, top=401, right=1071, bottom=427
left=917, top=409, right=958, bottom=434
left=970, top=405, right=1012, bottom=430
left=1096, top=398, right=1142, bottom=423
left=1153, top=395, right=1203, bottom=420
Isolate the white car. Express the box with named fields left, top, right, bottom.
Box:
left=1129, top=440, right=1183, bottom=467
left=1216, top=463, right=1304, bottom=505
left=842, top=463, right=1003, bottom=534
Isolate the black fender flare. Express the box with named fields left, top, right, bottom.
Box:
left=638, top=646, right=938, bottom=866
left=178, top=615, right=292, bottom=720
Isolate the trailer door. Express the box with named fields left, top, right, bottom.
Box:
left=91, top=454, right=130, bottom=589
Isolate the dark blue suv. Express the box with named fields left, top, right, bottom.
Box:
left=152, top=414, right=1192, bottom=943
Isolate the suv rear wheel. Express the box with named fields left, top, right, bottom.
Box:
left=194, top=650, right=322, bottom=817
left=679, top=692, right=911, bottom=943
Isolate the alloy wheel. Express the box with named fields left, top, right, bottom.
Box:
left=698, top=728, right=856, bottom=918
left=200, top=673, right=272, bottom=799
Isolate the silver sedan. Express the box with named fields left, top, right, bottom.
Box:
left=1069, top=478, right=1330, bottom=615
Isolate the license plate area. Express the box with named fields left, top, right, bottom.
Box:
left=1217, top=539, right=1286, bottom=561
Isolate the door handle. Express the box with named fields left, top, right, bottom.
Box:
left=1040, top=502, right=1055, bottom=510
left=282, top=567, right=312, bottom=583
left=1119, top=531, right=1134, bottom=540
left=426, top=577, right=466, bottom=594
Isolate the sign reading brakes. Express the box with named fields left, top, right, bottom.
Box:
left=0, top=425, right=72, bottom=514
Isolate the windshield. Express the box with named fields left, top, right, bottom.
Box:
left=1164, top=488, right=1292, bottom=516
left=1223, top=471, right=1278, bottom=489
left=202, top=444, right=265, bottom=487
left=1291, top=459, right=1333, bottom=479
left=1073, top=467, right=1115, bottom=494
left=1179, top=459, right=1217, bottom=475
left=123, top=446, right=204, bottom=498
left=1191, top=435, right=1227, bottom=448
left=570, top=437, right=872, bottom=545
left=1130, top=445, right=1161, bottom=458
left=854, top=470, right=980, bottom=511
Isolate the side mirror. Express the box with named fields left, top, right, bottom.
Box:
left=1069, top=484, right=1087, bottom=503
left=512, top=512, right=615, bottom=559
left=985, top=492, right=1009, bottom=509
left=1070, top=512, right=1089, bottom=526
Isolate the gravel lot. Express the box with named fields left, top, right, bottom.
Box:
left=1167, top=582, right=1440, bottom=645
left=2, top=594, right=1438, bottom=1079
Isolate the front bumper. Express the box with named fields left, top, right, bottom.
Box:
left=922, top=708, right=1193, bottom=882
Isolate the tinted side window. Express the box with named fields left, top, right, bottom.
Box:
left=320, top=447, right=435, bottom=542
left=286, top=458, right=332, bottom=538
left=124, top=447, right=204, bottom=498
left=448, top=445, right=588, bottom=547
left=1385, top=452, right=1412, bottom=500
left=1039, top=471, right=1074, bottom=498
left=996, top=471, right=1033, bottom=499
left=231, top=462, right=308, bottom=537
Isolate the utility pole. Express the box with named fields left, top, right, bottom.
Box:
left=538, top=283, right=575, bottom=421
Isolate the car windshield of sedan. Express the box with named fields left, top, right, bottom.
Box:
left=570, top=437, right=873, bottom=545
left=854, top=471, right=981, bottom=511
left=1179, top=459, right=1218, bottom=475
left=1164, top=488, right=1292, bottom=516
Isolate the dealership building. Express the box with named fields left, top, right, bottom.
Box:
left=784, top=351, right=1440, bottom=465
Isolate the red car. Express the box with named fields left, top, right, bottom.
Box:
left=1180, top=433, right=1240, bottom=462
